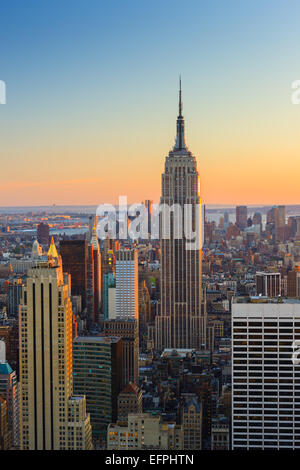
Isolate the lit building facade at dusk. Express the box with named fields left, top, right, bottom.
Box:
left=155, top=81, right=206, bottom=350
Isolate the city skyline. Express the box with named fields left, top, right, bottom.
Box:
left=1, top=0, right=300, bottom=206
left=3, top=0, right=300, bottom=455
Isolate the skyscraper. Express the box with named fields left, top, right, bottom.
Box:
left=155, top=79, right=206, bottom=350
left=103, top=271, right=116, bottom=320
left=8, top=278, right=23, bottom=316
left=86, top=226, right=101, bottom=324
left=19, top=243, right=92, bottom=450
left=232, top=296, right=300, bottom=449
left=256, top=272, right=281, bottom=297
left=236, top=206, right=247, bottom=230
left=73, top=336, right=123, bottom=442
left=115, top=249, right=139, bottom=321
left=0, top=397, right=11, bottom=450
left=59, top=239, right=88, bottom=309
left=143, top=199, right=153, bottom=237
left=0, top=343, right=19, bottom=449
left=103, top=319, right=139, bottom=386
left=37, top=222, right=50, bottom=246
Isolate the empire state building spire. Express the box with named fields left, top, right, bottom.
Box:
left=174, top=76, right=187, bottom=152
left=156, top=78, right=206, bottom=351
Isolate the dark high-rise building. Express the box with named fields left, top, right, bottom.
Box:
left=224, top=212, right=229, bottom=226
left=103, top=320, right=138, bottom=386
left=256, top=272, right=281, bottom=297
left=8, top=278, right=23, bottom=316
left=0, top=323, right=19, bottom=377
left=0, top=361, right=20, bottom=449
left=155, top=79, right=206, bottom=350
left=253, top=212, right=262, bottom=226
left=288, top=217, right=298, bottom=238
left=138, top=281, right=151, bottom=339
left=103, top=272, right=115, bottom=321
left=86, top=227, right=101, bottom=324
left=235, top=206, right=247, bottom=230
left=0, top=397, right=11, bottom=450
left=60, top=240, right=88, bottom=309
left=287, top=270, right=300, bottom=298
left=36, top=222, right=49, bottom=246
left=101, top=237, right=116, bottom=303
left=73, top=336, right=123, bottom=441
left=143, top=199, right=153, bottom=236
left=266, top=206, right=287, bottom=242
left=86, top=245, right=95, bottom=323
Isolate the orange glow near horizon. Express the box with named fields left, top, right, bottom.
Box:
left=1, top=141, right=300, bottom=207
left=2, top=92, right=300, bottom=207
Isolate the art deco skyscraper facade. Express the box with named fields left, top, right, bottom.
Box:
left=19, top=246, right=92, bottom=450
left=155, top=80, right=206, bottom=350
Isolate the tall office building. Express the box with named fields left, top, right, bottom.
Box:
left=275, top=205, right=286, bottom=242
left=115, top=249, right=138, bottom=321
left=236, top=206, right=247, bottom=230
left=73, top=336, right=123, bottom=441
left=103, top=320, right=138, bottom=386
left=155, top=80, right=205, bottom=350
left=103, top=272, right=116, bottom=320
left=87, top=245, right=95, bottom=323
left=232, top=297, right=300, bottom=449
left=0, top=323, right=19, bottom=376
left=37, top=222, right=50, bottom=246
left=287, top=270, right=300, bottom=298
left=101, top=238, right=116, bottom=285
left=0, top=396, right=11, bottom=450
left=8, top=278, right=23, bottom=316
left=86, top=226, right=101, bottom=324
left=143, top=199, right=153, bottom=236
left=90, top=225, right=101, bottom=322
left=138, top=281, right=151, bottom=337
left=88, top=215, right=98, bottom=241
left=266, top=206, right=287, bottom=243
left=19, top=244, right=92, bottom=450
left=256, top=272, right=281, bottom=297
left=59, top=239, right=88, bottom=309
left=0, top=341, right=19, bottom=449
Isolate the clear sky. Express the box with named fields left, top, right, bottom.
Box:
left=1, top=0, right=300, bottom=206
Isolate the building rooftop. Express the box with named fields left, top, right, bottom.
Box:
left=74, top=335, right=121, bottom=344
left=183, top=396, right=201, bottom=413
left=161, top=349, right=194, bottom=358
left=120, top=382, right=140, bottom=395
left=233, top=295, right=300, bottom=304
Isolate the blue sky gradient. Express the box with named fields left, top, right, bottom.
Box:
left=1, top=0, right=300, bottom=205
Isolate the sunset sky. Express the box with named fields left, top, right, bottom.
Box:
left=1, top=0, right=300, bottom=206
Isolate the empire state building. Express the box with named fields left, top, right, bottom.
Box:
left=155, top=80, right=206, bottom=350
